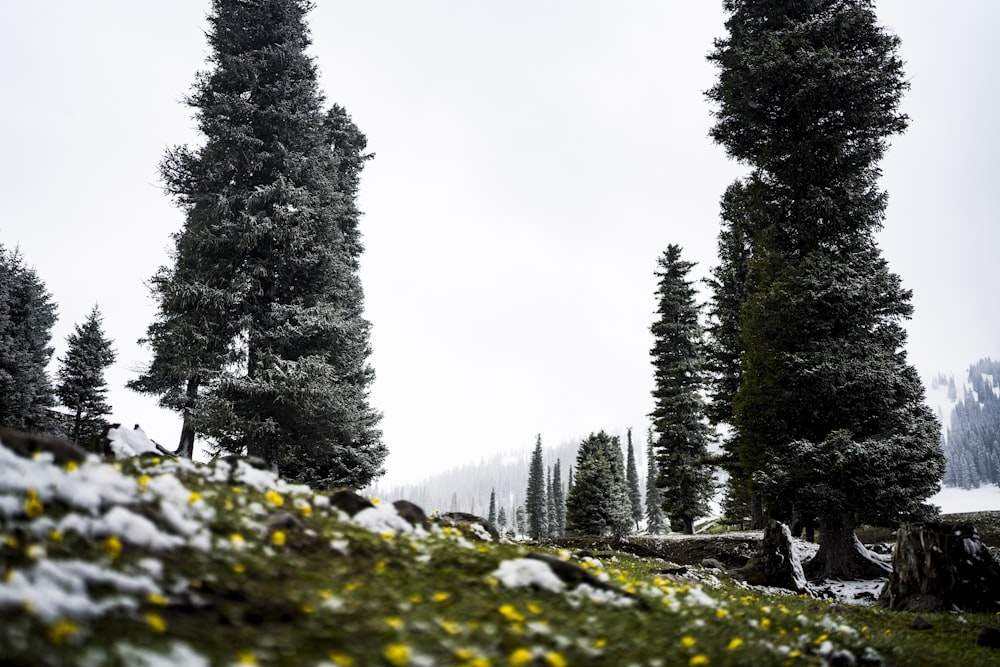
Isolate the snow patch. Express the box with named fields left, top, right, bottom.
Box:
left=492, top=558, right=567, bottom=593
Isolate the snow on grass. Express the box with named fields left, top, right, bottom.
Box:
left=492, top=558, right=567, bottom=593
left=933, top=483, right=1000, bottom=513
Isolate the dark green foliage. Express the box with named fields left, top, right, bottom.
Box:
left=565, top=431, right=631, bottom=537
left=625, top=428, right=643, bottom=531
left=488, top=489, right=497, bottom=526
left=551, top=460, right=565, bottom=537
left=942, top=360, right=1000, bottom=489
left=707, top=0, right=944, bottom=577
left=525, top=435, right=547, bottom=540
left=0, top=245, right=56, bottom=432
left=649, top=245, right=714, bottom=535
left=55, top=306, right=116, bottom=446
left=133, top=0, right=384, bottom=485
left=645, top=430, right=667, bottom=534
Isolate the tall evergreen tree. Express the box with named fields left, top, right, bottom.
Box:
left=497, top=506, right=507, bottom=533
left=525, top=435, right=548, bottom=540
left=649, top=245, right=714, bottom=534
left=707, top=0, right=944, bottom=579
left=488, top=489, right=497, bottom=526
left=132, top=0, right=385, bottom=486
left=55, top=306, right=116, bottom=447
left=0, top=244, right=56, bottom=432
left=551, top=459, right=565, bottom=537
left=625, top=428, right=644, bottom=531
left=645, top=430, right=667, bottom=534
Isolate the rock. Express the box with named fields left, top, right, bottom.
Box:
left=0, top=427, right=87, bottom=465
left=435, top=512, right=499, bottom=540
left=977, top=627, right=1000, bottom=648
left=701, top=558, right=727, bottom=570
left=736, top=520, right=810, bottom=594
left=878, top=522, right=1000, bottom=613
left=392, top=500, right=430, bottom=530
left=910, top=615, right=933, bottom=630
left=329, top=490, right=376, bottom=517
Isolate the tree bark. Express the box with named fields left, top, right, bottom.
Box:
left=750, top=495, right=766, bottom=530
left=879, top=523, right=1000, bottom=612
left=175, top=376, right=199, bottom=458
left=804, top=515, right=891, bottom=581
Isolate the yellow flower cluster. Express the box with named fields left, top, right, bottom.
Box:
left=265, top=490, right=284, bottom=507
left=23, top=488, right=44, bottom=519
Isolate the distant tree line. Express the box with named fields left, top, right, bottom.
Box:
left=941, top=359, right=1000, bottom=488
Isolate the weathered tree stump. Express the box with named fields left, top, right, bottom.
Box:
left=737, top=520, right=810, bottom=594
left=879, top=522, right=1000, bottom=612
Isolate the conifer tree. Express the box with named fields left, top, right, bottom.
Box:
left=649, top=245, right=714, bottom=534
left=525, top=435, right=548, bottom=540
left=515, top=505, right=527, bottom=537
left=566, top=431, right=631, bottom=537
left=133, top=0, right=385, bottom=486
left=545, top=467, right=556, bottom=538
left=645, top=430, right=668, bottom=534
left=551, top=460, right=565, bottom=537
left=0, top=244, right=56, bottom=432
left=55, top=306, right=116, bottom=447
left=707, top=0, right=944, bottom=579
left=625, top=428, right=644, bottom=531
left=488, top=489, right=497, bottom=526
left=497, top=506, right=507, bottom=532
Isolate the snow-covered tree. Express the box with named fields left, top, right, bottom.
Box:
left=645, top=430, right=667, bottom=534
left=551, top=459, right=566, bottom=537
left=649, top=245, right=714, bottom=534
left=566, top=431, right=631, bottom=537
left=625, top=428, right=643, bottom=531
left=488, top=489, right=497, bottom=526
left=55, top=306, right=116, bottom=447
left=0, top=244, right=56, bottom=432
left=708, top=0, right=944, bottom=579
left=525, top=435, right=548, bottom=540
left=133, top=0, right=385, bottom=486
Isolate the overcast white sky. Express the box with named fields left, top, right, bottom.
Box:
left=2, top=2, right=998, bottom=486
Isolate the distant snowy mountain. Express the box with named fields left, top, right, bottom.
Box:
left=931, top=358, right=1000, bottom=490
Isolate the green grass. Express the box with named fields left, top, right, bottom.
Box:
left=2, top=455, right=1000, bottom=666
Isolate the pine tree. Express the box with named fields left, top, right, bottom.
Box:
left=55, top=306, right=116, bottom=447
left=525, top=435, right=548, bottom=540
left=645, top=429, right=667, bottom=534
left=649, top=245, right=714, bottom=534
left=132, top=0, right=385, bottom=485
left=625, top=428, right=644, bottom=531
left=565, top=431, right=631, bottom=537
left=545, top=467, right=557, bottom=538
left=515, top=505, right=527, bottom=537
left=497, top=506, right=507, bottom=532
left=0, top=244, right=56, bottom=432
left=488, top=489, right=497, bottom=526
left=707, top=0, right=944, bottom=579
left=551, top=459, right=565, bottom=537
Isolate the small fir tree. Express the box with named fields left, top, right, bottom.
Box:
left=649, top=245, right=714, bottom=534
left=566, top=431, right=631, bottom=537
left=551, top=459, right=565, bottom=537
left=625, top=428, right=644, bottom=531
left=0, top=244, right=57, bottom=432
left=645, top=429, right=668, bottom=534
left=525, top=435, right=548, bottom=540
left=488, top=489, right=497, bottom=526
left=55, top=306, right=116, bottom=447
left=497, top=506, right=507, bottom=532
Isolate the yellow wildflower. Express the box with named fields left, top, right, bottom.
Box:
left=64, top=461, right=78, bottom=472
left=375, top=561, right=387, bottom=574
left=432, top=591, right=450, bottom=603
left=385, top=617, right=405, bottom=629
left=328, top=652, right=354, bottom=667
left=813, top=634, right=828, bottom=645
left=265, top=490, right=284, bottom=507
left=689, top=656, right=710, bottom=667
left=236, top=650, right=257, bottom=665
left=526, top=602, right=542, bottom=614
left=508, top=648, right=533, bottom=666
left=593, top=638, right=608, bottom=648
left=232, top=563, right=246, bottom=574
left=789, top=650, right=802, bottom=658
left=138, top=474, right=151, bottom=490
left=187, top=491, right=202, bottom=504
left=681, top=636, right=697, bottom=649
left=727, top=638, right=744, bottom=651
left=383, top=643, right=411, bottom=666
left=271, top=530, right=286, bottom=546
left=48, top=529, right=63, bottom=542
left=466, top=658, right=492, bottom=667
left=24, top=489, right=44, bottom=519
left=299, top=503, right=313, bottom=517
left=545, top=651, right=567, bottom=667
left=439, top=620, right=461, bottom=635
left=230, top=533, right=246, bottom=548
left=145, top=612, right=167, bottom=633
left=716, top=608, right=729, bottom=618
left=498, top=604, right=525, bottom=623
left=47, top=620, right=79, bottom=645
left=371, top=497, right=382, bottom=505
left=99, top=535, right=123, bottom=559
left=760, top=618, right=772, bottom=630
left=147, top=592, right=168, bottom=607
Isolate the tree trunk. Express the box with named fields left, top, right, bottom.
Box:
left=750, top=495, right=766, bottom=530
left=879, top=522, right=1000, bottom=612
left=804, top=515, right=891, bottom=581
left=175, top=377, right=199, bottom=458
left=738, top=520, right=809, bottom=593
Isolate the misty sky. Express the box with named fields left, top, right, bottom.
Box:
left=2, top=2, right=998, bottom=486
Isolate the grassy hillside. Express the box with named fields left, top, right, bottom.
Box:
left=1, top=441, right=999, bottom=666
